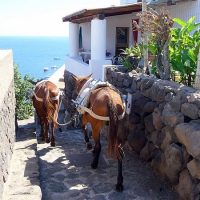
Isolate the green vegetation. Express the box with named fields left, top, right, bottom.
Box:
left=122, top=16, right=200, bottom=87
left=14, top=64, right=34, bottom=120
left=169, top=17, right=200, bottom=86
left=120, top=44, right=143, bottom=71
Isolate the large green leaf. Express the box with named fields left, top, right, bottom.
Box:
left=173, top=18, right=186, bottom=27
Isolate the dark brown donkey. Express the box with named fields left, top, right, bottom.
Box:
left=32, top=80, right=60, bottom=146
left=72, top=74, right=125, bottom=192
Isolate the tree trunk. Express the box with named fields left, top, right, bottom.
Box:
left=162, top=39, right=171, bottom=80
left=156, top=40, right=163, bottom=79
left=156, top=39, right=171, bottom=80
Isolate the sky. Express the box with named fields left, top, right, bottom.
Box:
left=0, top=0, right=120, bottom=36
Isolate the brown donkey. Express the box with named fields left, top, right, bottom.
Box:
left=71, top=74, right=125, bottom=192
left=32, top=80, right=60, bottom=146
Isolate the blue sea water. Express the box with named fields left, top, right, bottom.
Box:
left=0, top=36, right=68, bottom=79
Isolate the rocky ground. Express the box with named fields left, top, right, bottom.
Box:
left=2, top=118, right=178, bottom=200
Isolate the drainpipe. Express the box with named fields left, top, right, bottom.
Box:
left=142, top=0, right=149, bottom=74
left=194, top=48, right=200, bottom=89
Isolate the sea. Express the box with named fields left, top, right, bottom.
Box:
left=0, top=36, right=69, bottom=80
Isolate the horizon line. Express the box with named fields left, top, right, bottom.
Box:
left=0, top=35, right=69, bottom=37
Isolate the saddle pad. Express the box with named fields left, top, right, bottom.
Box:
left=76, top=79, right=111, bottom=107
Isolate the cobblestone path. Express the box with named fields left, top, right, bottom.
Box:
left=2, top=119, right=178, bottom=200
left=37, top=129, right=178, bottom=200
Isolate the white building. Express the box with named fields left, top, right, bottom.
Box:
left=62, top=0, right=199, bottom=80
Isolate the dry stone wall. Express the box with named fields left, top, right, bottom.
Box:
left=0, top=50, right=15, bottom=199
left=106, top=66, right=200, bottom=200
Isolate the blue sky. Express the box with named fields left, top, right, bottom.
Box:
left=0, top=0, right=119, bottom=36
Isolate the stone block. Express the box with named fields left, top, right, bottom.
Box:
left=127, top=129, right=146, bottom=154
left=148, top=130, right=161, bottom=146
left=175, top=122, right=200, bottom=158
left=164, top=143, right=183, bottom=184
left=187, top=159, right=200, bottom=180
left=131, top=80, right=137, bottom=92
left=162, top=105, right=184, bottom=127
left=144, top=114, right=155, bottom=133
left=160, top=126, right=174, bottom=151
left=168, top=94, right=182, bottom=112
left=143, top=101, right=157, bottom=114
left=140, top=141, right=156, bottom=162
left=123, top=77, right=132, bottom=87
left=175, top=169, right=194, bottom=200
left=181, top=103, right=199, bottom=119
left=150, top=82, right=167, bottom=102
left=152, top=108, right=164, bottom=130
left=151, top=149, right=166, bottom=178
left=128, top=112, right=141, bottom=125
left=140, top=78, right=154, bottom=91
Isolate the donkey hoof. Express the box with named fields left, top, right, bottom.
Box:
left=91, top=162, right=98, bottom=169
left=50, top=142, right=55, bottom=147
left=86, top=142, right=92, bottom=150
left=116, top=183, right=124, bottom=192
left=45, top=138, right=50, bottom=143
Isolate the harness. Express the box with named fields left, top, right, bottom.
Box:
left=32, top=80, right=60, bottom=102
left=73, top=78, right=126, bottom=121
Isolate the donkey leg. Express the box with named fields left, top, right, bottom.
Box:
left=91, top=140, right=101, bottom=169
left=50, top=122, right=55, bottom=147
left=91, top=123, right=102, bottom=169
left=116, top=142, right=124, bottom=192
left=40, top=121, right=45, bottom=141
left=116, top=159, right=123, bottom=192
left=82, top=114, right=92, bottom=150
left=44, top=121, right=50, bottom=143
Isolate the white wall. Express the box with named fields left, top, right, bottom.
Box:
left=120, top=0, right=138, bottom=4
left=106, top=13, right=139, bottom=56
left=160, top=0, right=200, bottom=23
left=81, top=23, right=91, bottom=51
left=65, top=56, right=92, bottom=76
left=80, top=13, right=139, bottom=57
left=0, top=50, right=13, bottom=106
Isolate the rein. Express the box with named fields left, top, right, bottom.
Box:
left=55, top=93, right=80, bottom=127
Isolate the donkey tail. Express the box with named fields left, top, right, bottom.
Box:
left=107, top=98, right=118, bottom=158
left=44, top=87, right=59, bottom=127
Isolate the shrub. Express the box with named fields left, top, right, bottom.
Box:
left=120, top=44, right=143, bottom=71
left=14, top=64, right=34, bottom=120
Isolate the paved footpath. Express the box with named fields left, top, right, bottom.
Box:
left=3, top=119, right=178, bottom=200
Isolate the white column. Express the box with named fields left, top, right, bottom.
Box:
left=69, top=22, right=79, bottom=57
left=91, top=18, right=106, bottom=60
left=90, top=18, right=109, bottom=80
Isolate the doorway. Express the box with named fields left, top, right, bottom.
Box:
left=115, top=27, right=129, bottom=55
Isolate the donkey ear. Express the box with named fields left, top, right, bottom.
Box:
left=87, top=74, right=92, bottom=79
left=71, top=73, right=78, bottom=81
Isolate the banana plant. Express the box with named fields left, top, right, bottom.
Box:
left=169, top=17, right=200, bottom=86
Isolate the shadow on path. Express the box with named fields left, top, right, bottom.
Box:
left=37, top=129, right=178, bottom=200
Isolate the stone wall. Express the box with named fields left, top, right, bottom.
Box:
left=0, top=50, right=15, bottom=199
left=106, top=66, right=200, bottom=200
